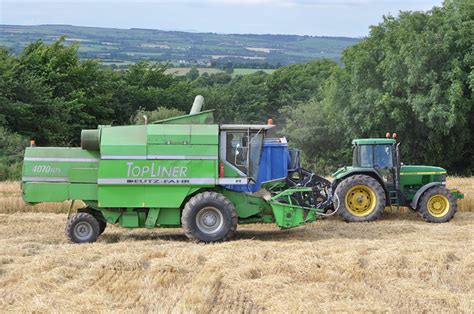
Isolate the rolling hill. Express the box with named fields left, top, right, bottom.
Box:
left=0, top=24, right=359, bottom=67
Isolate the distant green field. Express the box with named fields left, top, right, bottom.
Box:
left=165, top=68, right=224, bottom=75
left=164, top=67, right=275, bottom=76
left=232, top=68, right=275, bottom=76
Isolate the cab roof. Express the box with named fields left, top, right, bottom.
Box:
left=220, top=124, right=275, bottom=130
left=352, top=138, right=396, bottom=145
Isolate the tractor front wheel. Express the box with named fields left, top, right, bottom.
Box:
left=334, top=175, right=386, bottom=222
left=66, top=212, right=100, bottom=243
left=181, top=191, right=237, bottom=242
left=417, top=186, right=456, bottom=223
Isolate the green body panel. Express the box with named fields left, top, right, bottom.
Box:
left=23, top=182, right=70, bottom=202
left=147, top=145, right=218, bottom=156
left=95, top=207, right=181, bottom=228
left=221, top=189, right=272, bottom=218
left=22, top=147, right=100, bottom=181
left=145, top=208, right=160, bottom=228
left=399, top=165, right=446, bottom=185
left=269, top=188, right=321, bottom=228
left=271, top=202, right=305, bottom=228
left=22, top=147, right=100, bottom=203
left=120, top=210, right=139, bottom=227
left=97, top=159, right=215, bottom=208
left=70, top=184, right=98, bottom=200
left=332, top=166, right=379, bottom=181
left=23, top=147, right=100, bottom=159
left=156, top=208, right=181, bottom=226
left=100, top=209, right=122, bottom=224
left=100, top=125, right=147, bottom=157
left=399, top=165, right=447, bottom=202
left=69, top=168, right=98, bottom=183
left=222, top=162, right=246, bottom=178
left=155, top=110, right=214, bottom=124
left=452, top=190, right=464, bottom=199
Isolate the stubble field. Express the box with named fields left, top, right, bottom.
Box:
left=0, top=178, right=473, bottom=312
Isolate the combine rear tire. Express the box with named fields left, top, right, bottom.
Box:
left=66, top=212, right=100, bottom=243
left=417, top=186, right=456, bottom=223
left=181, top=191, right=237, bottom=242
left=334, top=175, right=386, bottom=222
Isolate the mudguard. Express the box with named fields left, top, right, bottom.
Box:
left=410, top=182, right=444, bottom=209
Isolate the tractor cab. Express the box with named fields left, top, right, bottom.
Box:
left=352, top=138, right=397, bottom=169
left=351, top=137, right=400, bottom=189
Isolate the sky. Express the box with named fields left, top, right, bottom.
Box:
left=0, top=0, right=443, bottom=37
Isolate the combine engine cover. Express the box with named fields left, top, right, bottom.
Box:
left=22, top=148, right=100, bottom=203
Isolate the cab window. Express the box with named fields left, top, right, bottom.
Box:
left=374, top=145, right=393, bottom=168
left=225, top=132, right=249, bottom=173
left=224, top=130, right=265, bottom=179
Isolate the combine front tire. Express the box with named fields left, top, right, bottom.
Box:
left=98, top=220, right=107, bottom=235
left=334, top=175, right=386, bottom=222
left=417, top=186, right=456, bottom=223
left=181, top=191, right=237, bottom=242
left=66, top=212, right=100, bottom=243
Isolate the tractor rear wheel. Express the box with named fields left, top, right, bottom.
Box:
left=66, top=212, right=100, bottom=243
left=417, top=186, right=456, bottom=223
left=334, top=174, right=386, bottom=222
left=181, top=191, right=237, bottom=242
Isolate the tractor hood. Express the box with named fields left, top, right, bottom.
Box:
left=331, top=165, right=447, bottom=181
left=400, top=165, right=446, bottom=175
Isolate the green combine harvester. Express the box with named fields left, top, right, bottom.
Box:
left=22, top=97, right=464, bottom=243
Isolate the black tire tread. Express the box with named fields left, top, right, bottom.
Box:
left=181, top=191, right=237, bottom=242
left=65, top=212, right=100, bottom=243
left=334, top=174, right=386, bottom=222
left=417, top=186, right=457, bottom=223
left=78, top=206, right=106, bottom=234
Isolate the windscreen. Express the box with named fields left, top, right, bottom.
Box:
left=248, top=131, right=264, bottom=180
left=356, top=144, right=394, bottom=168
left=374, top=145, right=393, bottom=168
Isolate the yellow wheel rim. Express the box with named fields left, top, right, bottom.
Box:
left=344, top=185, right=377, bottom=217
left=427, top=194, right=450, bottom=217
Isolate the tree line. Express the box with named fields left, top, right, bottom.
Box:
left=0, top=0, right=472, bottom=180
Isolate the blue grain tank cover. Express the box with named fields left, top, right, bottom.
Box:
left=226, top=137, right=289, bottom=192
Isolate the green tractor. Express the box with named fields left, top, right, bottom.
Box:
left=331, top=135, right=464, bottom=223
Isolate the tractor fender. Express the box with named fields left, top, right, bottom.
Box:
left=410, top=182, right=445, bottom=209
